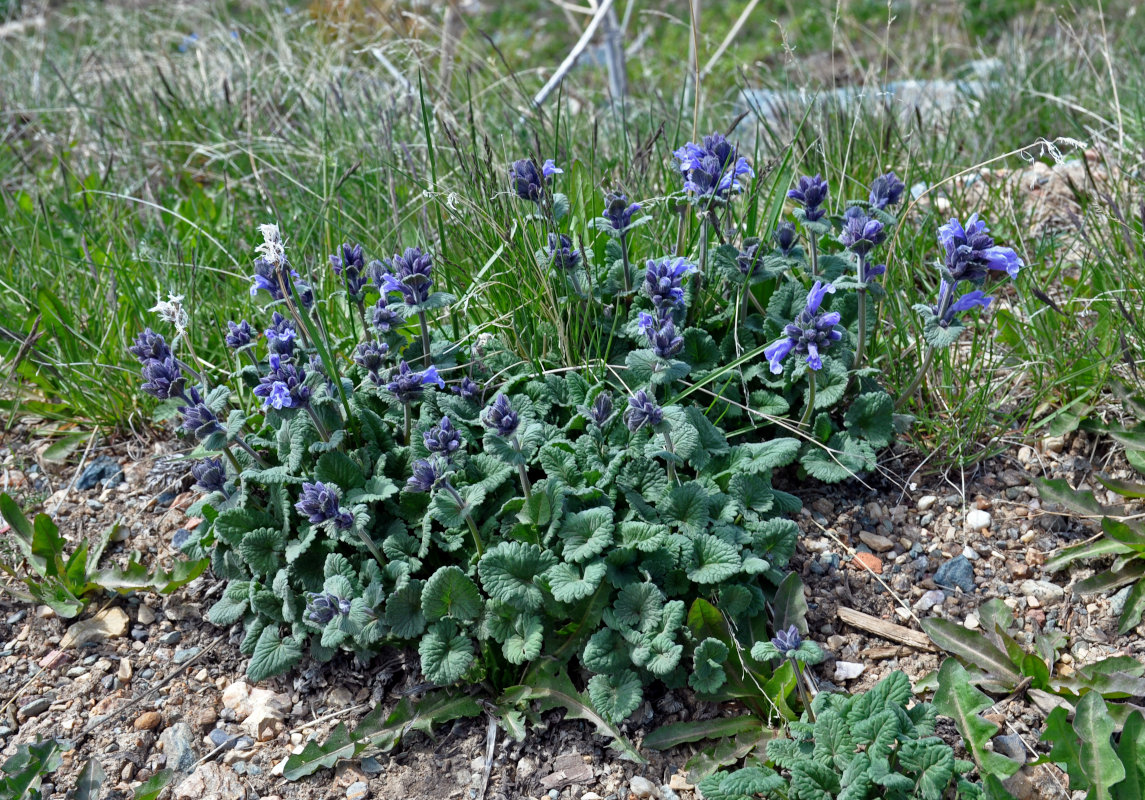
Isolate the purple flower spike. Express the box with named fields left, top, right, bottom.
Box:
left=773, top=222, right=798, bottom=256
left=510, top=158, right=559, bottom=204
left=295, top=481, right=354, bottom=530
left=129, top=329, right=172, bottom=363
left=788, top=174, right=829, bottom=222
left=765, top=281, right=843, bottom=374
left=770, top=625, right=802, bottom=657
left=939, top=214, right=1025, bottom=284
left=638, top=312, right=683, bottom=359
left=869, top=171, right=905, bottom=210
left=140, top=356, right=186, bottom=400
left=225, top=320, right=255, bottom=350
left=838, top=206, right=886, bottom=255
left=625, top=390, right=663, bottom=432
left=424, top=416, right=462, bottom=458
left=405, top=457, right=445, bottom=493
left=353, top=340, right=389, bottom=384
left=254, top=354, right=310, bottom=409
left=380, top=247, right=434, bottom=307
left=305, top=591, right=352, bottom=625
left=177, top=390, right=224, bottom=441
left=453, top=376, right=480, bottom=401
left=385, top=360, right=444, bottom=404
left=546, top=233, right=581, bottom=271
left=371, top=295, right=406, bottom=334
left=482, top=393, right=520, bottom=438
left=587, top=393, right=613, bottom=427
left=264, top=311, right=297, bottom=357
left=645, top=256, right=697, bottom=311
left=191, top=457, right=226, bottom=494
left=673, top=133, right=753, bottom=199
left=330, top=242, right=370, bottom=299
left=604, top=192, right=641, bottom=232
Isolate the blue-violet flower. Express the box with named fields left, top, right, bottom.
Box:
left=939, top=214, right=1025, bottom=283
left=381, top=247, right=434, bottom=307
left=645, top=256, right=697, bottom=311
left=295, top=481, right=354, bottom=529
left=482, top=393, right=519, bottom=438
left=764, top=281, right=843, bottom=374
left=625, top=390, right=663, bottom=432
left=386, top=360, right=444, bottom=404
left=868, top=171, right=905, bottom=210
left=191, top=457, right=227, bottom=494
left=510, top=158, right=561, bottom=203
left=788, top=174, right=830, bottom=222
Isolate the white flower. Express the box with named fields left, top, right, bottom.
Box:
left=149, top=293, right=188, bottom=338
left=255, top=223, right=286, bottom=266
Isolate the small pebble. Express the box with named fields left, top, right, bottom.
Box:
left=834, top=661, right=866, bottom=681
left=347, top=781, right=370, bottom=800
left=966, top=509, right=992, bottom=530
left=965, top=614, right=980, bottom=630
left=172, top=647, right=201, bottom=665
left=859, top=532, right=895, bottom=553
left=934, top=555, right=975, bottom=594
left=160, top=631, right=183, bottom=646
left=914, top=589, right=945, bottom=612
left=629, top=776, right=659, bottom=799
left=917, top=495, right=938, bottom=511
left=134, top=712, right=162, bottom=731
left=137, top=605, right=156, bottom=625
left=18, top=698, right=51, bottom=719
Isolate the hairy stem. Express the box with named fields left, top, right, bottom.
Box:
left=403, top=403, right=412, bottom=446
left=800, top=371, right=817, bottom=427
left=444, top=482, right=483, bottom=558
left=853, top=286, right=868, bottom=372
left=418, top=310, right=432, bottom=367
left=232, top=435, right=268, bottom=468
left=221, top=445, right=243, bottom=476
left=660, top=429, right=679, bottom=485
left=619, top=230, right=632, bottom=296
left=789, top=657, right=816, bottom=722
left=509, top=434, right=533, bottom=501
left=305, top=404, right=330, bottom=442
left=896, top=346, right=936, bottom=411
left=808, top=232, right=820, bottom=279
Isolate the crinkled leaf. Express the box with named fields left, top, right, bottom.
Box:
left=247, top=626, right=303, bottom=682
left=421, top=566, right=482, bottom=622
left=419, top=620, right=474, bottom=685
left=546, top=560, right=607, bottom=603
left=587, top=669, right=643, bottom=724
left=559, top=507, right=614, bottom=562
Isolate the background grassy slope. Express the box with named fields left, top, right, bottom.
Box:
left=0, top=0, right=1142, bottom=463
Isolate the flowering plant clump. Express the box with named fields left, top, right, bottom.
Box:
left=143, top=219, right=806, bottom=725
left=135, top=134, right=1024, bottom=728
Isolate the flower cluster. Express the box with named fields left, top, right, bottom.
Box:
left=482, top=394, right=519, bottom=438
left=510, top=158, right=561, bottom=204
left=255, top=354, right=310, bottom=410
left=624, top=389, right=663, bottom=432
left=603, top=192, right=641, bottom=233
left=380, top=247, right=435, bottom=307
left=386, top=361, right=444, bottom=405
left=304, top=591, right=352, bottom=625
left=673, top=133, right=754, bottom=200
left=645, top=256, right=696, bottom=313
left=637, top=312, right=683, bottom=360
left=765, top=282, right=843, bottom=374
left=329, top=242, right=370, bottom=301
left=787, top=174, right=829, bottom=223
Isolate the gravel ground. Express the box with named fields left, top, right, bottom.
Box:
left=1, top=427, right=1140, bottom=800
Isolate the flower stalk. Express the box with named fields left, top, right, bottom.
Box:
left=443, top=481, right=483, bottom=558
left=509, top=434, right=533, bottom=501
left=800, top=372, right=817, bottom=427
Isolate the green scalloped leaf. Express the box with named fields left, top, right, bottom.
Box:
left=421, top=566, right=482, bottom=622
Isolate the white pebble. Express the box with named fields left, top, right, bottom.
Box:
left=966, top=509, right=992, bottom=530
left=834, top=661, right=866, bottom=681
left=965, top=614, right=980, bottom=630
left=917, top=495, right=938, bottom=512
